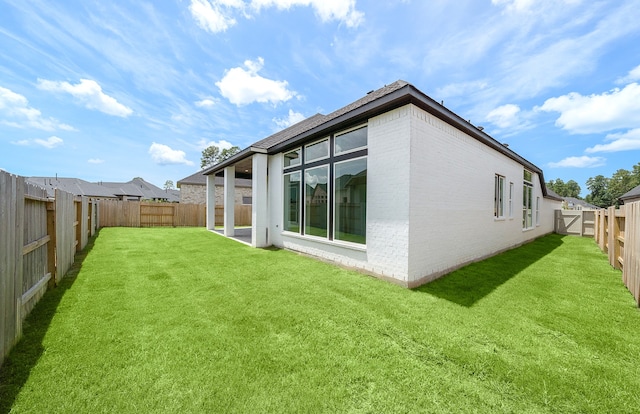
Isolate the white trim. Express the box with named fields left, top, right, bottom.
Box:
left=282, top=231, right=367, bottom=252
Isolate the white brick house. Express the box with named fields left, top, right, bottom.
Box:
left=203, top=81, right=562, bottom=287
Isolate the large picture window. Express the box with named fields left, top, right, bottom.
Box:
left=283, top=172, right=301, bottom=232
left=334, top=157, right=367, bottom=244
left=304, top=165, right=329, bottom=238
left=283, top=125, right=367, bottom=245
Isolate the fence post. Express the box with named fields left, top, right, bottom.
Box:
left=47, top=200, right=57, bottom=288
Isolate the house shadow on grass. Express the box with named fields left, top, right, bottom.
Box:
left=0, top=232, right=98, bottom=414
left=413, top=234, right=565, bottom=307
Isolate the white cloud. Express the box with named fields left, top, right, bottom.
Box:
left=486, top=104, right=521, bottom=129
left=88, top=158, right=105, bottom=164
left=273, top=109, right=305, bottom=129
left=251, top=0, right=364, bottom=28
left=11, top=136, right=64, bottom=149
left=35, top=136, right=64, bottom=148
left=189, top=0, right=363, bottom=33
left=491, top=0, right=581, bottom=14
left=196, top=138, right=235, bottom=150
left=585, top=128, right=640, bottom=153
left=0, top=86, right=74, bottom=131
left=616, top=64, right=640, bottom=84
left=537, top=83, right=640, bottom=134
left=195, top=98, right=217, bottom=108
left=548, top=156, right=606, bottom=168
left=148, top=142, right=194, bottom=165
left=188, top=0, right=239, bottom=33
left=37, top=79, right=133, bottom=117
left=216, top=57, right=296, bottom=105
left=434, top=80, right=488, bottom=100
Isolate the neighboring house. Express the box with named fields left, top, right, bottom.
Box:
left=202, top=80, right=562, bottom=287
left=27, top=177, right=179, bottom=202
left=177, top=170, right=252, bottom=205
left=101, top=177, right=180, bottom=202
left=620, top=184, right=640, bottom=204
left=562, top=197, right=599, bottom=210
left=27, top=177, right=118, bottom=199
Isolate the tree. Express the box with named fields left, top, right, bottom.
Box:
left=564, top=180, right=581, bottom=198
left=201, top=145, right=220, bottom=169
left=609, top=168, right=635, bottom=204
left=200, top=145, right=241, bottom=169
left=546, top=178, right=581, bottom=198
left=164, top=180, right=174, bottom=190
left=220, top=146, right=240, bottom=162
left=585, top=175, right=612, bottom=208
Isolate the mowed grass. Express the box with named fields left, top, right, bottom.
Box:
left=1, top=228, right=640, bottom=413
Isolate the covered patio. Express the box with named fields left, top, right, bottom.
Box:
left=205, top=151, right=268, bottom=248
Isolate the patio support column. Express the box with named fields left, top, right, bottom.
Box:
left=252, top=153, right=268, bottom=247
left=206, top=174, right=216, bottom=230
left=223, top=165, right=235, bottom=237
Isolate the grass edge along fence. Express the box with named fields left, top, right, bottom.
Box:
left=594, top=201, right=640, bottom=306
left=0, top=170, right=97, bottom=367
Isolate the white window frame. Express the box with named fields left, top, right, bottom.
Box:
left=508, top=182, right=514, bottom=218
left=523, top=170, right=534, bottom=230
left=495, top=174, right=505, bottom=219
left=536, top=196, right=540, bottom=226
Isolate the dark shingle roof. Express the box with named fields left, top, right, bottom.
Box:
left=251, top=80, right=409, bottom=151
left=201, top=79, right=559, bottom=199
left=27, top=177, right=116, bottom=198
left=620, top=184, right=640, bottom=201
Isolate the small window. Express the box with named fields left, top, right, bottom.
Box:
left=284, top=148, right=301, bottom=168
left=508, top=182, right=514, bottom=218
left=305, top=138, right=329, bottom=163
left=536, top=197, right=540, bottom=226
left=242, top=196, right=252, bottom=205
left=335, top=126, right=367, bottom=155
left=494, top=174, right=505, bottom=218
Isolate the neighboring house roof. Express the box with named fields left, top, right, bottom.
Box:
left=620, top=184, right=640, bottom=202
left=203, top=80, right=560, bottom=200
left=563, top=197, right=599, bottom=210
left=177, top=170, right=252, bottom=188
left=110, top=177, right=180, bottom=202
left=27, top=176, right=180, bottom=201
left=27, top=177, right=117, bottom=198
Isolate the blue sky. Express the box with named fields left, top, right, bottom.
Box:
left=1, top=0, right=639, bottom=194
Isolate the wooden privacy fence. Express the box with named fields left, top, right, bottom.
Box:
left=554, top=210, right=596, bottom=237
left=593, top=202, right=640, bottom=307
left=98, top=200, right=206, bottom=227
left=1, top=171, right=98, bottom=366
left=214, top=205, right=252, bottom=227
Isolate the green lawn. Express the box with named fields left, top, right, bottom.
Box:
left=1, top=228, right=639, bottom=413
